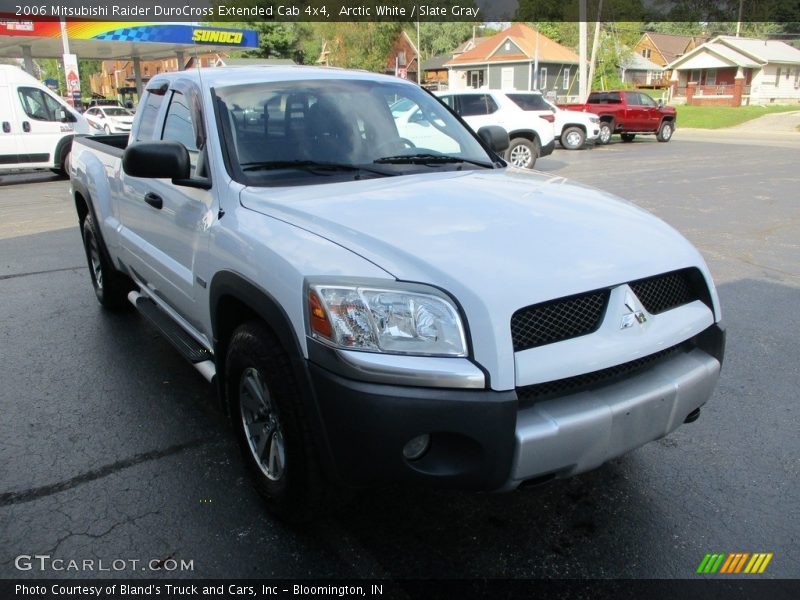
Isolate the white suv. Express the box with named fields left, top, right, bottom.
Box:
left=437, top=90, right=556, bottom=169
left=503, top=91, right=601, bottom=150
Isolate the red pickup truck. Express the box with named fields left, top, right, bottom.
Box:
left=563, top=90, right=677, bottom=145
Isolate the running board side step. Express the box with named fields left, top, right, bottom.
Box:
left=127, top=291, right=216, bottom=383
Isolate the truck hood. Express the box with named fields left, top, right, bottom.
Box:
left=240, top=168, right=714, bottom=389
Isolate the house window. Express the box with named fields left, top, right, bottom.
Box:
left=642, top=48, right=651, bottom=59
left=468, top=70, right=484, bottom=89
left=539, top=67, right=547, bottom=90
left=397, top=51, right=406, bottom=66
left=705, top=69, right=716, bottom=86
left=563, top=68, right=570, bottom=90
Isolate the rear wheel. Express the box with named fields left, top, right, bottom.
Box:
left=506, top=137, right=538, bottom=169
left=81, top=214, right=132, bottom=309
left=560, top=126, right=586, bottom=150
left=657, top=120, right=674, bottom=142
left=226, top=321, right=331, bottom=522
left=621, top=133, right=636, bottom=143
left=598, top=121, right=613, bottom=145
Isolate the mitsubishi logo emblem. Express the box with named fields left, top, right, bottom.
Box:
left=621, top=290, right=647, bottom=329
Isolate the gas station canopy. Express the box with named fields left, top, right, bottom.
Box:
left=0, top=20, right=258, bottom=60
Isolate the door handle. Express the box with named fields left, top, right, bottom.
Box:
left=143, top=192, right=163, bottom=210
left=22, top=121, right=30, bottom=132
left=2, top=122, right=9, bottom=133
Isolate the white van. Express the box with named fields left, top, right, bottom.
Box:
left=0, top=64, right=91, bottom=175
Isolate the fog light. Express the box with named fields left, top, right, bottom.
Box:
left=402, top=434, right=430, bottom=461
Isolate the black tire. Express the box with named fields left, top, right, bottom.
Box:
left=506, top=137, right=538, bottom=169
left=50, top=149, right=70, bottom=178
left=226, top=321, right=330, bottom=522
left=621, top=133, right=636, bottom=143
left=598, top=121, right=613, bottom=145
left=560, top=126, right=586, bottom=150
left=81, top=214, right=132, bottom=309
left=657, top=120, right=674, bottom=142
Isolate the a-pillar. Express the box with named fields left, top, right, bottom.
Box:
left=132, top=56, right=143, bottom=98
left=22, top=45, right=35, bottom=75
left=686, top=81, right=697, bottom=106
left=733, top=67, right=745, bottom=107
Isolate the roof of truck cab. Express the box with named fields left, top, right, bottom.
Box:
left=148, top=65, right=413, bottom=89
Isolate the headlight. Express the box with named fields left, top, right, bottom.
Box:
left=88, top=120, right=103, bottom=130
left=307, top=282, right=467, bottom=357
left=589, top=115, right=600, bottom=123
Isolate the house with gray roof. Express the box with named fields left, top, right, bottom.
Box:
left=666, top=36, right=800, bottom=105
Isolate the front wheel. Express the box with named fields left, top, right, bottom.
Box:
left=560, top=126, right=586, bottom=150
left=657, top=121, right=674, bottom=142
left=598, top=121, right=613, bottom=145
left=226, top=321, right=330, bottom=522
left=506, top=137, right=539, bottom=169
left=50, top=149, right=70, bottom=178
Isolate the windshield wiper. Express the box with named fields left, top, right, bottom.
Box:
left=373, top=154, right=493, bottom=168
left=241, top=160, right=392, bottom=177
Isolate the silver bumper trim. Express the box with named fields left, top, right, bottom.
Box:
left=328, top=348, right=486, bottom=389
left=502, top=348, right=720, bottom=489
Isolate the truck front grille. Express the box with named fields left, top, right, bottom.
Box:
left=516, top=343, right=687, bottom=406
left=510, top=290, right=609, bottom=351
left=510, top=268, right=711, bottom=352
left=629, top=268, right=708, bottom=315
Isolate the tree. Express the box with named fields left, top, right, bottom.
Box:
left=301, top=22, right=402, bottom=71
left=248, top=22, right=309, bottom=62
left=405, top=22, right=472, bottom=61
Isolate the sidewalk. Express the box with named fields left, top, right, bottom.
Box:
left=677, top=110, right=800, bottom=148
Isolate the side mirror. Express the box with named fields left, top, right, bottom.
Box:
left=122, top=141, right=190, bottom=180
left=477, top=125, right=510, bottom=153
left=59, top=109, right=67, bottom=122
left=657, top=99, right=664, bottom=108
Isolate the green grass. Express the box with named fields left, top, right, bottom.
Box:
left=676, top=104, right=799, bottom=129
left=621, top=88, right=799, bottom=129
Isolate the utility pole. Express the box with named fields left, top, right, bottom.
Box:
left=736, top=0, right=743, bottom=37
left=587, top=0, right=603, bottom=96
left=579, top=0, right=587, bottom=101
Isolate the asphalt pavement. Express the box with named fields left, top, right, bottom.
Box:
left=1, top=130, right=798, bottom=582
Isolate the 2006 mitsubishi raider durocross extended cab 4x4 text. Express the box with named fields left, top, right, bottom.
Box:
left=70, top=66, right=725, bottom=520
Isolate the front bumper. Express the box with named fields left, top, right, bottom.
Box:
left=307, top=324, right=724, bottom=490
left=502, top=345, right=720, bottom=490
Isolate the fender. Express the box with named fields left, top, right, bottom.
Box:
left=72, top=177, right=117, bottom=271
left=208, top=270, right=340, bottom=481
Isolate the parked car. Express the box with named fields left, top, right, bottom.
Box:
left=563, top=90, right=677, bottom=144
left=88, top=98, right=123, bottom=109
left=71, top=67, right=724, bottom=521
left=436, top=90, right=556, bottom=169
left=502, top=91, right=600, bottom=150
left=0, top=65, right=90, bottom=175
left=390, top=98, right=460, bottom=154
left=84, top=106, right=135, bottom=134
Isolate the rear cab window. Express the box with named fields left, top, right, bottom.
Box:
left=506, top=94, right=550, bottom=111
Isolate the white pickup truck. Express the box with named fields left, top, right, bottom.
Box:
left=71, top=67, right=725, bottom=521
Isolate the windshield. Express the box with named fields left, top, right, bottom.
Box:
left=215, top=79, right=496, bottom=186
left=103, top=108, right=133, bottom=116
